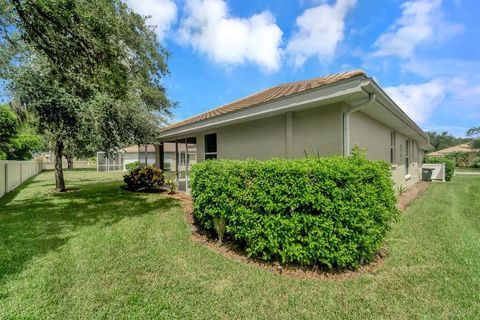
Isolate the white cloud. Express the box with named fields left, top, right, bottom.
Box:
left=178, top=0, right=283, bottom=72
left=286, top=0, right=356, bottom=66
left=373, top=0, right=462, bottom=58
left=385, top=79, right=446, bottom=124
left=126, top=0, right=177, bottom=40
left=385, top=68, right=480, bottom=126
left=402, top=58, right=480, bottom=106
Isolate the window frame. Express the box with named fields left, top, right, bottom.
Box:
left=204, top=133, right=217, bottom=160
left=390, top=132, right=396, bottom=164
left=405, top=139, right=410, bottom=175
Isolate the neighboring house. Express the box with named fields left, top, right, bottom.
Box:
left=122, top=144, right=157, bottom=170
left=155, top=70, right=432, bottom=192
left=97, top=144, right=175, bottom=172
left=427, top=143, right=478, bottom=165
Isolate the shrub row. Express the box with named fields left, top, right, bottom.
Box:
left=191, top=155, right=398, bottom=269
left=423, top=156, right=455, bottom=181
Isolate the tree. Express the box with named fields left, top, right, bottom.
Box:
left=7, top=131, right=41, bottom=160
left=0, top=102, right=41, bottom=160
left=1, top=0, right=173, bottom=191
left=0, top=103, right=18, bottom=158
left=427, top=131, right=468, bottom=151
left=467, top=127, right=480, bottom=149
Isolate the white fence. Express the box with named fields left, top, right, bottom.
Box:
left=422, top=163, right=446, bottom=182
left=0, top=160, right=44, bottom=199
left=0, top=159, right=94, bottom=199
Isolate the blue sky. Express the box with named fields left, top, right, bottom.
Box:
left=125, top=0, right=479, bottom=137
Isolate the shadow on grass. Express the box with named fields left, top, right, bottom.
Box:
left=0, top=175, right=178, bottom=284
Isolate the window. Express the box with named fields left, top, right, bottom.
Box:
left=405, top=140, right=410, bottom=175
left=204, top=133, right=217, bottom=160
left=180, top=152, right=186, bottom=166
left=412, top=141, right=416, bottom=164
left=390, top=132, right=396, bottom=164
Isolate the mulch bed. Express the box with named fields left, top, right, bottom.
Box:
left=169, top=181, right=430, bottom=280
left=396, top=181, right=430, bottom=212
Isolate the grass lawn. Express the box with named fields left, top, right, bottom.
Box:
left=456, top=167, right=480, bottom=172
left=1, top=170, right=479, bottom=319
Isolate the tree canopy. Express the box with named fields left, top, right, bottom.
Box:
left=427, top=131, right=469, bottom=151
left=0, top=103, right=41, bottom=160
left=467, top=127, right=480, bottom=149
left=1, top=0, right=174, bottom=191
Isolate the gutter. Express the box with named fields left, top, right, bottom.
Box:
left=342, top=93, right=376, bottom=157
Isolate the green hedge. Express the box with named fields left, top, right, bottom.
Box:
left=191, top=156, right=398, bottom=269
left=423, top=156, right=455, bottom=181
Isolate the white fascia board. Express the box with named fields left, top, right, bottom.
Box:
left=158, top=78, right=366, bottom=140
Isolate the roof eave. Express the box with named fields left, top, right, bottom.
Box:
left=158, top=77, right=367, bottom=140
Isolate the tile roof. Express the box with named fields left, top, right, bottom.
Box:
left=162, top=70, right=366, bottom=132
left=427, top=143, right=478, bottom=156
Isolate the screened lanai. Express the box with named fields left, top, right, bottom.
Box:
left=157, top=137, right=199, bottom=192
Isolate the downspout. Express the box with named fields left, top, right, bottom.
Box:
left=343, top=93, right=376, bottom=157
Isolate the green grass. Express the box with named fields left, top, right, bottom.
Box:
left=0, top=171, right=479, bottom=319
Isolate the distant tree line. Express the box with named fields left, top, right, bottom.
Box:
left=427, top=131, right=471, bottom=151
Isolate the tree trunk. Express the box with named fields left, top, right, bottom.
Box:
left=66, top=155, right=74, bottom=169
left=54, top=139, right=66, bottom=192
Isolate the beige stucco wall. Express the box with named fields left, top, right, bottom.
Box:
left=349, top=111, right=391, bottom=162
left=188, top=103, right=344, bottom=161
left=290, top=104, right=343, bottom=158
left=217, top=114, right=287, bottom=160
left=349, top=111, right=423, bottom=188
left=162, top=104, right=427, bottom=190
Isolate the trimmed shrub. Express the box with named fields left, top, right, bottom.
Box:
left=123, top=166, right=165, bottom=192
left=423, top=156, right=455, bottom=181
left=191, top=155, right=398, bottom=269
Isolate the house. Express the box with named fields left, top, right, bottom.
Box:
left=427, top=143, right=478, bottom=165
left=122, top=144, right=157, bottom=170
left=97, top=144, right=175, bottom=172
left=155, top=70, right=432, bottom=192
